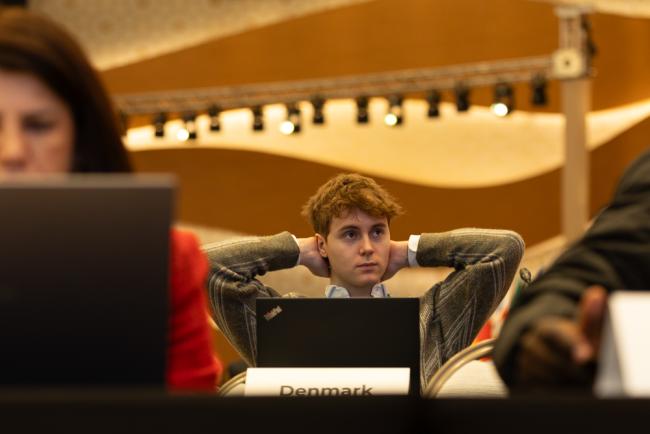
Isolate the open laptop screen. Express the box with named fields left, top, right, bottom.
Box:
left=0, top=175, right=173, bottom=387
left=256, top=297, right=420, bottom=395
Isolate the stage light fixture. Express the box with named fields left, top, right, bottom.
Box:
left=176, top=127, right=189, bottom=142
left=455, top=83, right=470, bottom=113
left=177, top=112, right=197, bottom=141
left=491, top=82, right=514, bottom=117
left=208, top=104, right=221, bottom=132
left=356, top=96, right=369, bottom=124
left=251, top=106, right=264, bottom=131
left=153, top=112, right=167, bottom=138
left=311, top=96, right=325, bottom=125
left=582, top=16, right=598, bottom=61
left=280, top=103, right=301, bottom=135
left=426, top=90, right=441, bottom=118
left=531, top=74, right=548, bottom=107
left=384, top=95, right=403, bottom=127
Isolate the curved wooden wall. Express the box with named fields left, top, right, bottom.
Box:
left=131, top=117, right=650, bottom=246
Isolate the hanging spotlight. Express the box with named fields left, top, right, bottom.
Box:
left=153, top=112, right=167, bottom=138
left=251, top=106, right=264, bottom=131
left=311, top=96, right=325, bottom=125
left=491, top=82, right=514, bottom=117
left=426, top=90, right=441, bottom=118
left=384, top=95, right=403, bottom=127
left=185, top=112, right=198, bottom=140
left=356, top=96, right=369, bottom=124
left=280, top=103, right=301, bottom=135
left=208, top=104, right=221, bottom=132
left=531, top=74, right=548, bottom=107
left=581, top=16, right=598, bottom=62
left=177, top=112, right=197, bottom=141
left=455, top=83, right=470, bottom=112
left=176, top=127, right=189, bottom=142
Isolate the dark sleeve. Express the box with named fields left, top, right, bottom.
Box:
left=493, top=150, right=650, bottom=385
left=416, top=228, right=524, bottom=384
left=203, top=232, right=300, bottom=366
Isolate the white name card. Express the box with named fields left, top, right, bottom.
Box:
left=595, top=291, right=650, bottom=397
left=244, top=367, right=410, bottom=397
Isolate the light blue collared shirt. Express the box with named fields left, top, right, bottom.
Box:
left=325, top=283, right=390, bottom=298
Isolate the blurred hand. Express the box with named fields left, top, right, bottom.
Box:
left=297, top=236, right=330, bottom=278
left=514, top=285, right=607, bottom=387
left=381, top=240, right=409, bottom=281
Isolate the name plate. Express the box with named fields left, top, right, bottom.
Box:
left=595, top=291, right=650, bottom=397
left=244, top=367, right=410, bottom=397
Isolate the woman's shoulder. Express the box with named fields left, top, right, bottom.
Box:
left=171, top=228, right=201, bottom=253
left=169, top=229, right=207, bottom=290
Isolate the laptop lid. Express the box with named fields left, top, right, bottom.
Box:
left=256, top=297, right=420, bottom=395
left=0, top=175, right=174, bottom=387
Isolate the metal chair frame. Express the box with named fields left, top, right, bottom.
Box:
left=424, top=338, right=497, bottom=397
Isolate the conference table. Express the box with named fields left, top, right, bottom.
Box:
left=0, top=390, right=647, bottom=434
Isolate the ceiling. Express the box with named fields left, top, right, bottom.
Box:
left=539, top=0, right=650, bottom=18
left=30, top=0, right=372, bottom=69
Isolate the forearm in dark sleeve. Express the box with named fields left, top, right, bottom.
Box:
left=494, top=153, right=650, bottom=384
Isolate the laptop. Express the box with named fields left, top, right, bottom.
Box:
left=0, top=175, right=174, bottom=387
left=256, top=297, right=420, bottom=395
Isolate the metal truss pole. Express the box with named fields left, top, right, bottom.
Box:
left=554, top=5, right=593, bottom=242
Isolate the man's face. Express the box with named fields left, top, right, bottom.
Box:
left=317, top=208, right=390, bottom=296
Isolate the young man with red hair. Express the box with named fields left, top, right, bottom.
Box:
left=205, top=173, right=524, bottom=388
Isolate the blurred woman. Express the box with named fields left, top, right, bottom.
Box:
left=0, top=7, right=222, bottom=390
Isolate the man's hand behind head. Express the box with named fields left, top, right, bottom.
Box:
left=297, top=236, right=330, bottom=278
left=381, top=240, right=409, bottom=281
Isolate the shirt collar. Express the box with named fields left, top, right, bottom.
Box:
left=325, top=283, right=390, bottom=298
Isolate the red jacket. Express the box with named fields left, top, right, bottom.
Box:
left=167, top=230, right=222, bottom=391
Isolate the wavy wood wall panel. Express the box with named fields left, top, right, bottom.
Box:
left=131, top=117, right=650, bottom=246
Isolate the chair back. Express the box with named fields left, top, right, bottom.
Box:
left=424, top=338, right=507, bottom=398
left=218, top=371, right=247, bottom=397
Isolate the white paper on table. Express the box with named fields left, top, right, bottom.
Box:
left=244, top=367, right=410, bottom=397
left=595, top=291, right=650, bottom=397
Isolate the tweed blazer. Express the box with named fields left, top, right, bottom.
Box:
left=204, top=228, right=524, bottom=388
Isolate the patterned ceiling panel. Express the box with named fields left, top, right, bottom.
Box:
left=30, top=0, right=373, bottom=70
left=539, top=0, right=650, bottom=17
